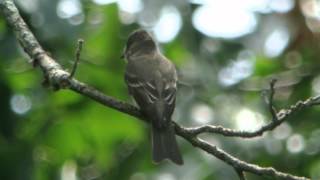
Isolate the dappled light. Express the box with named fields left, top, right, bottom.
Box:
left=286, top=134, right=305, bottom=154
left=264, top=28, right=290, bottom=58
left=305, top=129, right=320, bottom=155
left=152, top=6, right=182, bottom=43
left=117, top=0, right=143, bottom=14
left=92, top=0, right=116, bottom=5
left=191, top=103, right=215, bottom=124
left=312, top=75, right=320, bottom=95
left=234, top=108, right=265, bottom=131
left=192, top=1, right=257, bottom=39
left=57, top=0, right=82, bottom=19
left=272, top=122, right=292, bottom=140
left=1, top=0, right=320, bottom=179
left=61, top=160, right=77, bottom=180
left=10, top=94, right=32, bottom=115
left=218, top=51, right=255, bottom=86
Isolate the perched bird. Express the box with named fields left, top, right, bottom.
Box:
left=122, top=29, right=183, bottom=165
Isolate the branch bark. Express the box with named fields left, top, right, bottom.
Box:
left=0, top=1, right=313, bottom=180
left=235, top=168, right=246, bottom=180
left=69, top=39, right=84, bottom=78
left=183, top=95, right=320, bottom=138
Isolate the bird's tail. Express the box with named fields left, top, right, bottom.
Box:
left=151, top=123, right=183, bottom=165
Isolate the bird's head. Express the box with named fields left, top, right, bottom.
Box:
left=121, top=29, right=157, bottom=59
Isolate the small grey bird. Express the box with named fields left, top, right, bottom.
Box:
left=122, top=29, right=183, bottom=165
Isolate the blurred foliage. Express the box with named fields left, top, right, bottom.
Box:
left=1, top=0, right=320, bottom=180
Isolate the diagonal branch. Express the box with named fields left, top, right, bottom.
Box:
left=174, top=132, right=309, bottom=180
left=0, top=1, right=311, bottom=180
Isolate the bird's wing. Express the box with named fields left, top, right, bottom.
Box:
left=164, top=79, right=177, bottom=115
left=125, top=72, right=159, bottom=105
left=160, top=58, right=178, bottom=111
left=125, top=58, right=177, bottom=128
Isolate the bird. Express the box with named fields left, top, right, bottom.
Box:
left=121, top=29, right=183, bottom=165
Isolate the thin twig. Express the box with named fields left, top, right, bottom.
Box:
left=235, top=168, right=246, bottom=180
left=268, top=79, right=278, bottom=121
left=184, top=95, right=320, bottom=138
left=69, top=39, right=84, bottom=78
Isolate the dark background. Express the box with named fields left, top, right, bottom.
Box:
left=1, top=0, right=320, bottom=179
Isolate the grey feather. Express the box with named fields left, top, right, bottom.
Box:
left=152, top=123, right=183, bottom=165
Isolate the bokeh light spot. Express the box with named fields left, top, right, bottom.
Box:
left=61, top=160, right=77, bottom=180
left=300, top=0, right=320, bottom=19
left=57, top=0, right=82, bottom=19
left=305, top=129, right=320, bottom=155
left=191, top=104, right=214, bottom=124
left=218, top=57, right=254, bottom=87
left=92, top=0, right=117, bottom=5
left=10, top=94, right=32, bottom=115
left=269, top=0, right=295, bottom=13
left=153, top=6, right=182, bottom=43
left=192, top=1, right=257, bottom=39
left=286, top=134, right=305, bottom=153
left=235, top=108, right=264, bottom=131
left=68, top=13, right=85, bottom=26
left=272, top=122, right=292, bottom=140
left=312, top=75, right=320, bottom=94
left=156, top=173, right=175, bottom=180
left=264, top=28, right=289, bottom=58
left=117, top=0, right=143, bottom=14
left=119, top=11, right=136, bottom=25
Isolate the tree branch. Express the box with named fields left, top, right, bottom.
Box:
left=235, top=168, right=246, bottom=180
left=267, top=79, right=278, bottom=121
left=183, top=95, right=320, bottom=138
left=69, top=39, right=84, bottom=78
left=0, top=1, right=312, bottom=180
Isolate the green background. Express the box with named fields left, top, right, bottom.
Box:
left=1, top=0, right=320, bottom=179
